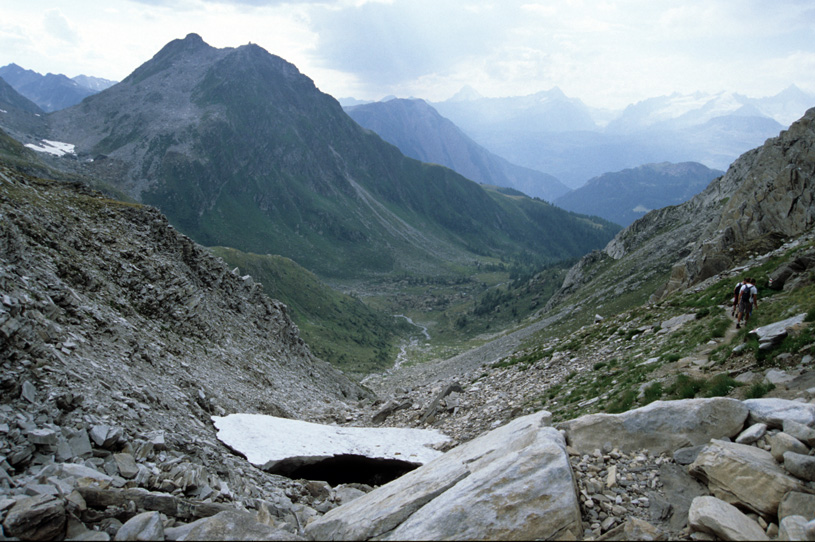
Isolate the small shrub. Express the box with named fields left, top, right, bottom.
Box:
left=710, top=317, right=730, bottom=339
left=669, top=374, right=704, bottom=399
left=744, top=381, right=775, bottom=399
left=662, top=353, right=681, bottom=363
left=607, top=389, right=637, bottom=414
left=593, top=361, right=607, bottom=371
left=696, top=307, right=710, bottom=319
left=703, top=374, right=741, bottom=397
left=642, top=382, right=663, bottom=404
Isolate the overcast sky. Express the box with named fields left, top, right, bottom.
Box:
left=2, top=0, right=814, bottom=109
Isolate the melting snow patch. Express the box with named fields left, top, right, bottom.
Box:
left=25, top=139, right=76, bottom=156
left=212, top=413, right=450, bottom=470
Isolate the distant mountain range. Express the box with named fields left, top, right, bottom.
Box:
left=345, top=98, right=570, bottom=201
left=0, top=63, right=116, bottom=112
left=343, top=97, right=730, bottom=218
left=553, top=162, right=725, bottom=227
left=17, top=34, right=619, bottom=281
left=5, top=57, right=811, bottom=192
left=0, top=76, right=47, bottom=138
left=427, top=86, right=810, bottom=188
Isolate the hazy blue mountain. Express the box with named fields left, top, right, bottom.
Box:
left=0, top=63, right=97, bottom=112
left=605, top=91, right=785, bottom=133
left=0, top=76, right=48, bottom=139
left=422, top=87, right=809, bottom=188
left=337, top=97, right=372, bottom=107
left=554, top=162, right=724, bottom=227
left=72, top=74, right=117, bottom=92
left=46, top=34, right=619, bottom=280
left=345, top=98, right=570, bottom=201
left=433, top=87, right=598, bottom=138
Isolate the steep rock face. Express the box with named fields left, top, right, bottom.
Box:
left=553, top=107, right=815, bottom=307
left=668, top=108, right=815, bottom=292
left=0, top=163, right=369, bottom=435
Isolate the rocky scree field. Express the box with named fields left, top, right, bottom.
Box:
left=0, top=162, right=381, bottom=540
left=356, top=233, right=815, bottom=540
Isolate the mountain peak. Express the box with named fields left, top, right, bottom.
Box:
left=447, top=85, right=482, bottom=102
left=158, top=33, right=211, bottom=57
left=124, top=33, right=218, bottom=85
left=776, top=84, right=810, bottom=100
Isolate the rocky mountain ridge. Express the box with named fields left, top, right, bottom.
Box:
left=0, top=64, right=111, bottom=113
left=0, top=153, right=384, bottom=538
left=554, top=162, right=724, bottom=227
left=544, top=107, right=815, bottom=316
left=41, top=34, right=618, bottom=280
left=345, top=98, right=570, bottom=201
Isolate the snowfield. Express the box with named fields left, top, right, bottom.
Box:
left=25, top=139, right=76, bottom=156
left=212, top=413, right=450, bottom=469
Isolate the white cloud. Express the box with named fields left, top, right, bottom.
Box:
left=0, top=0, right=814, bottom=108
left=42, top=9, right=79, bottom=44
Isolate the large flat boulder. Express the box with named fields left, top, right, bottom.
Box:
left=164, top=510, right=300, bottom=541
left=305, top=411, right=582, bottom=541
left=688, top=496, right=769, bottom=541
left=749, top=314, right=807, bottom=349
left=558, top=398, right=748, bottom=454
left=689, top=439, right=807, bottom=518
left=744, top=398, right=815, bottom=428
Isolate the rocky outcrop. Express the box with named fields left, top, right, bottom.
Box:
left=548, top=107, right=815, bottom=311
left=689, top=439, right=807, bottom=517
left=663, top=107, right=815, bottom=293
left=305, top=411, right=582, bottom=541
left=688, top=496, right=770, bottom=541
left=295, top=396, right=815, bottom=541
left=0, top=164, right=374, bottom=539
left=557, top=398, right=748, bottom=454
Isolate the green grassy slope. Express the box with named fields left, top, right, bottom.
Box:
left=210, top=247, right=412, bottom=375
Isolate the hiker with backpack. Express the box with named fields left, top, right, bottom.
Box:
left=736, top=277, right=758, bottom=329
left=732, top=278, right=747, bottom=317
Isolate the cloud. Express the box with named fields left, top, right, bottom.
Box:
left=43, top=8, right=79, bottom=44
left=129, top=0, right=330, bottom=6
left=3, top=0, right=815, bottom=108
left=309, top=1, right=513, bottom=88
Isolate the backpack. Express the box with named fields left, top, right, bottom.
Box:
left=740, top=284, right=756, bottom=304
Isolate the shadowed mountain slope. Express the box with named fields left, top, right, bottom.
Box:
left=554, top=162, right=724, bottom=227
left=46, top=34, right=618, bottom=279
left=0, top=63, right=97, bottom=112
left=345, top=98, right=570, bottom=201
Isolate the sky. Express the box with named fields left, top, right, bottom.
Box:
left=2, top=0, right=815, bottom=110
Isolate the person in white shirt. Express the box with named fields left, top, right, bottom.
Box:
left=736, top=278, right=758, bottom=329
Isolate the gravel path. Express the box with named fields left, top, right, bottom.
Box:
left=363, top=308, right=569, bottom=397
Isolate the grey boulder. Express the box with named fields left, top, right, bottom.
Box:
left=558, top=398, right=748, bottom=454
left=305, top=411, right=582, bottom=541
